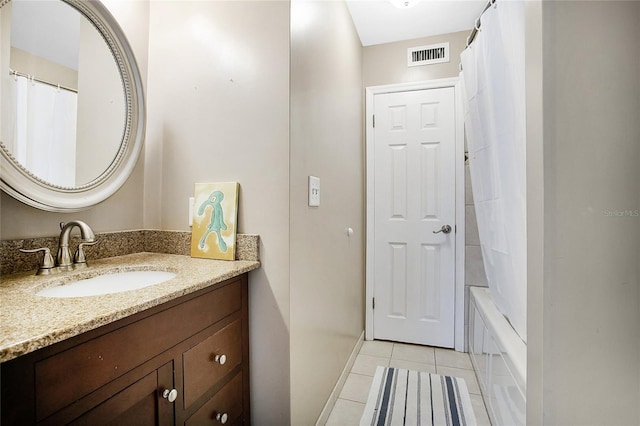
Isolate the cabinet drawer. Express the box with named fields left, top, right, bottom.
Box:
left=185, top=373, right=243, bottom=426
left=35, top=280, right=242, bottom=421
left=183, top=319, right=242, bottom=409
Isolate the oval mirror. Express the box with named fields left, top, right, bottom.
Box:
left=0, top=0, right=144, bottom=212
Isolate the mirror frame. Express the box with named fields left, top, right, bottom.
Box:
left=0, top=0, right=145, bottom=212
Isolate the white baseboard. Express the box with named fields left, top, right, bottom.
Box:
left=315, top=331, right=365, bottom=426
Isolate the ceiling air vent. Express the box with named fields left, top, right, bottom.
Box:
left=407, top=42, right=450, bottom=67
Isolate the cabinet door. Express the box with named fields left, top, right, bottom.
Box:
left=69, top=362, right=175, bottom=426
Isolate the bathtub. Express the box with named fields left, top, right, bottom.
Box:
left=468, top=287, right=526, bottom=426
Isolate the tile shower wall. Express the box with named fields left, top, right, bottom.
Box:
left=464, top=162, right=488, bottom=349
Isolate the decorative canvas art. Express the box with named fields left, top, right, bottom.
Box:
left=191, top=182, right=239, bottom=261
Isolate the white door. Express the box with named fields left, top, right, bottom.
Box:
left=372, top=87, right=456, bottom=348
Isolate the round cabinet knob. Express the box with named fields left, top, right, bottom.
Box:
left=214, top=354, right=227, bottom=365
left=216, top=412, right=228, bottom=424
left=162, top=388, right=178, bottom=403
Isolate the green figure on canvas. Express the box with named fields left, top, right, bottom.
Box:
left=198, top=190, right=228, bottom=252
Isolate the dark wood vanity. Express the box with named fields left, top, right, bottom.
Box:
left=1, top=274, right=250, bottom=425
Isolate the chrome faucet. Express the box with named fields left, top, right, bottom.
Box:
left=57, top=221, right=96, bottom=270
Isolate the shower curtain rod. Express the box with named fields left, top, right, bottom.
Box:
left=466, top=0, right=496, bottom=48
left=9, top=69, right=78, bottom=94
left=459, top=0, right=496, bottom=71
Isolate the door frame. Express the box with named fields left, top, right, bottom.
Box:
left=365, top=78, right=466, bottom=352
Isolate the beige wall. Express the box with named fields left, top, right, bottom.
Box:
left=0, top=0, right=149, bottom=240
left=363, top=31, right=467, bottom=87
left=1, top=3, right=12, bottom=152
left=145, top=2, right=291, bottom=423
left=524, top=0, right=544, bottom=424
left=527, top=1, right=640, bottom=424
left=10, top=47, right=78, bottom=89
left=290, top=0, right=364, bottom=423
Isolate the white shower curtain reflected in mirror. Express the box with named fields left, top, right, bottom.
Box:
left=460, top=0, right=527, bottom=342
left=5, top=75, right=77, bottom=187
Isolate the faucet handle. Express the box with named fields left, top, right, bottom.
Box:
left=19, top=247, right=56, bottom=275
left=74, top=240, right=100, bottom=265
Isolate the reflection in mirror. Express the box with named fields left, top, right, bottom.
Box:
left=0, top=0, right=125, bottom=187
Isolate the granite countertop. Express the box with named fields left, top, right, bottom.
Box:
left=0, top=252, right=260, bottom=363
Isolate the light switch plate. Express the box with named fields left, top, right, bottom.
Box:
left=308, top=176, right=320, bottom=207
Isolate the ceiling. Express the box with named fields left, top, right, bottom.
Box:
left=11, top=0, right=80, bottom=70
left=345, top=0, right=488, bottom=46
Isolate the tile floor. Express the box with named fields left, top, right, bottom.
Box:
left=324, top=340, right=491, bottom=425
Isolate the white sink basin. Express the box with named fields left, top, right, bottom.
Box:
left=36, top=270, right=177, bottom=298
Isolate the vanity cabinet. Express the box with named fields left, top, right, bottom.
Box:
left=1, top=274, right=250, bottom=425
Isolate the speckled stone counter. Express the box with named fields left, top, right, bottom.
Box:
left=0, top=252, right=260, bottom=363
left=0, top=231, right=260, bottom=276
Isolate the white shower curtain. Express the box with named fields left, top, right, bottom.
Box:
left=460, top=0, right=527, bottom=342
left=6, top=75, right=77, bottom=186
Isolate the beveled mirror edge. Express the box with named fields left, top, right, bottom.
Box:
left=0, top=0, right=145, bottom=212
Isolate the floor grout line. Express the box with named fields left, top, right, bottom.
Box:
left=327, top=342, right=490, bottom=426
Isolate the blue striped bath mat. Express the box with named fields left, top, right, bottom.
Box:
left=360, top=366, right=477, bottom=426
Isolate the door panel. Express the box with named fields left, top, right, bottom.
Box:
left=420, top=243, right=440, bottom=320
left=373, top=87, right=456, bottom=347
left=70, top=362, right=174, bottom=426
left=389, top=242, right=407, bottom=318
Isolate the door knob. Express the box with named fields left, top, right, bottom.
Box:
left=433, top=225, right=452, bottom=234
left=162, top=388, right=178, bottom=403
